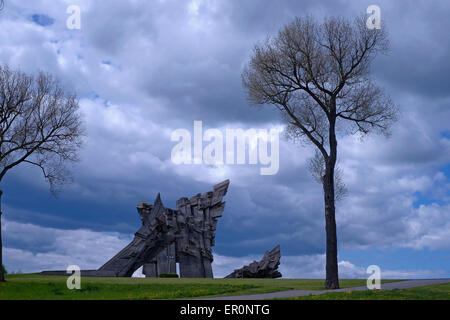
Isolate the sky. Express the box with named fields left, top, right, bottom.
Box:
left=0, top=0, right=449, bottom=279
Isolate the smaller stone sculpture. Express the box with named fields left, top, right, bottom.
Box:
left=225, top=245, right=282, bottom=278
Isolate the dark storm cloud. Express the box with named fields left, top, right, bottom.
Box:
left=30, top=13, right=54, bottom=26
left=370, top=1, right=450, bottom=99
left=0, top=0, right=449, bottom=275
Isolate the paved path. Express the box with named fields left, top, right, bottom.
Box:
left=199, top=279, right=450, bottom=300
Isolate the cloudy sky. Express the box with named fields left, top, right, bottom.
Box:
left=0, top=0, right=449, bottom=279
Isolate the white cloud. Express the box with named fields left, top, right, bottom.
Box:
left=213, top=253, right=444, bottom=279
left=2, top=220, right=132, bottom=273
left=403, top=204, right=450, bottom=250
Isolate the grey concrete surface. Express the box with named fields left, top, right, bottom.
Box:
left=198, top=278, right=450, bottom=300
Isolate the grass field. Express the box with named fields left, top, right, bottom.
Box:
left=0, top=274, right=401, bottom=300
left=285, top=282, right=450, bottom=300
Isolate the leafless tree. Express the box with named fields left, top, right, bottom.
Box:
left=0, top=65, right=84, bottom=282
left=242, top=15, right=398, bottom=289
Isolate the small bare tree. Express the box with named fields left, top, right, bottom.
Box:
left=242, top=15, right=397, bottom=289
left=0, top=65, right=83, bottom=282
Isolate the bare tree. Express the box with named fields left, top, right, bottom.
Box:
left=0, top=65, right=83, bottom=282
left=242, top=15, right=397, bottom=289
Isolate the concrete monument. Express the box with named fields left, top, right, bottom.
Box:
left=42, top=180, right=229, bottom=278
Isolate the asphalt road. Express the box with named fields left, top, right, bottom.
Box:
left=199, top=278, right=450, bottom=300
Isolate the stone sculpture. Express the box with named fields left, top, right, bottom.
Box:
left=225, top=245, right=282, bottom=278
left=42, top=180, right=229, bottom=278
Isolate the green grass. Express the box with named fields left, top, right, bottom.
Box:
left=285, top=282, right=450, bottom=300
left=0, top=274, right=401, bottom=300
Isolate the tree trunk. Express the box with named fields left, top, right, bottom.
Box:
left=324, top=110, right=339, bottom=289
left=0, top=190, right=4, bottom=282
left=323, top=168, right=339, bottom=289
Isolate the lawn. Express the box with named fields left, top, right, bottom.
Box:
left=0, top=274, right=401, bottom=300
left=285, top=282, right=450, bottom=300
